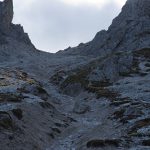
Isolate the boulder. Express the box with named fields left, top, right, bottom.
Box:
left=73, top=101, right=90, bottom=114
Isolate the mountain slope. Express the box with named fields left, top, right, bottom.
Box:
left=0, top=0, right=150, bottom=150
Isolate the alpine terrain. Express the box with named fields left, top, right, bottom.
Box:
left=0, top=0, right=150, bottom=150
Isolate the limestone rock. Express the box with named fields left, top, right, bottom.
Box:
left=88, top=52, right=133, bottom=83
left=73, top=97, right=90, bottom=114
left=0, top=0, right=13, bottom=33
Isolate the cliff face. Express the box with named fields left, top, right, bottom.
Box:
left=0, top=0, right=35, bottom=62
left=0, top=0, right=33, bottom=47
left=123, top=0, right=150, bottom=18
left=0, top=0, right=13, bottom=33
left=111, top=0, right=150, bottom=25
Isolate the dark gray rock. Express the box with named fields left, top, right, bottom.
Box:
left=88, top=52, right=133, bottom=83
left=0, top=0, right=13, bottom=34
left=73, top=97, right=90, bottom=114
left=0, top=0, right=150, bottom=150
left=0, top=0, right=33, bottom=47
left=62, top=83, right=83, bottom=97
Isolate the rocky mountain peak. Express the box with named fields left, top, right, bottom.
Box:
left=0, top=0, right=34, bottom=49
left=111, top=0, right=150, bottom=27
left=60, top=0, right=150, bottom=56
left=0, top=0, right=13, bottom=33
left=125, top=0, right=150, bottom=18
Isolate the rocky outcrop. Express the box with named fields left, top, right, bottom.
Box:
left=59, top=0, right=150, bottom=57
left=0, top=0, right=150, bottom=149
left=59, top=51, right=133, bottom=97
left=0, top=0, right=33, bottom=47
left=0, top=0, right=13, bottom=34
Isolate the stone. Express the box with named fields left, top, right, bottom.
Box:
left=73, top=100, right=90, bottom=114
left=0, top=0, right=13, bottom=33
left=12, top=109, right=23, bottom=120
left=88, top=52, right=133, bottom=83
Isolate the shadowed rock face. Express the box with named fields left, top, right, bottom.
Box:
left=0, top=0, right=34, bottom=56
left=126, top=0, right=150, bottom=17
left=0, top=0, right=13, bottom=33
left=112, top=0, right=150, bottom=26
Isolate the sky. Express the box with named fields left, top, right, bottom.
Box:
left=11, top=0, right=127, bottom=52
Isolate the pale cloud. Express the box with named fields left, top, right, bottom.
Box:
left=12, top=0, right=127, bottom=52
left=60, top=0, right=110, bottom=8
left=61, top=0, right=126, bottom=8
left=114, top=0, right=127, bottom=7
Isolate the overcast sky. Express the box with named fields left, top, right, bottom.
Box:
left=12, top=0, right=126, bottom=52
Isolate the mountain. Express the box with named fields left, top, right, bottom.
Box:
left=58, top=0, right=150, bottom=56
left=0, top=0, right=150, bottom=150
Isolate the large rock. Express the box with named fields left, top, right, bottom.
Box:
left=88, top=52, right=133, bottom=84
left=0, top=0, right=33, bottom=46
left=73, top=100, right=90, bottom=114
left=0, top=0, right=13, bottom=33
